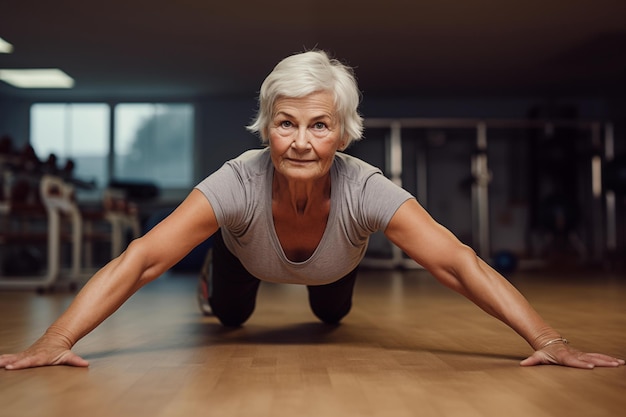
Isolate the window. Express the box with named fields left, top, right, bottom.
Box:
left=30, top=103, right=109, bottom=194
left=30, top=102, right=195, bottom=196
left=114, top=104, right=194, bottom=188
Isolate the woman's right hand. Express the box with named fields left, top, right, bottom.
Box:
left=1, top=190, right=218, bottom=372
left=0, top=332, right=89, bottom=370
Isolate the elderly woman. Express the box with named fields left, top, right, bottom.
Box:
left=1, top=51, right=623, bottom=370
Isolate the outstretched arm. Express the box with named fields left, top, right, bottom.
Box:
left=385, top=199, right=624, bottom=369
left=0, top=190, right=219, bottom=370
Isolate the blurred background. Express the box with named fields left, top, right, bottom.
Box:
left=0, top=0, right=624, bottom=282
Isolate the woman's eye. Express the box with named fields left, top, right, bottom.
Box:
left=313, top=122, right=327, bottom=130
left=280, top=121, right=293, bottom=128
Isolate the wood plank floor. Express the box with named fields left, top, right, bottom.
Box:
left=1, top=267, right=624, bottom=417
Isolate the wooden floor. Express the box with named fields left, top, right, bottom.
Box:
left=0, top=266, right=624, bottom=417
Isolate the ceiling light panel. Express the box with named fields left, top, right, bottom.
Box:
left=0, top=69, right=74, bottom=88
left=0, top=37, right=13, bottom=53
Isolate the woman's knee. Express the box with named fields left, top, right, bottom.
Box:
left=215, top=312, right=253, bottom=327
left=309, top=301, right=352, bottom=325
left=307, top=269, right=358, bottom=324
left=209, top=299, right=256, bottom=327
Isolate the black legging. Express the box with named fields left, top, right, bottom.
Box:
left=208, top=230, right=358, bottom=326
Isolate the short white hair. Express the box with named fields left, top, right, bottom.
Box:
left=246, top=50, right=364, bottom=149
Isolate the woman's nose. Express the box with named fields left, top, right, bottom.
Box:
left=291, top=128, right=310, bottom=150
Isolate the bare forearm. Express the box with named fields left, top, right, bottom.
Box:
left=440, top=254, right=560, bottom=350
left=43, top=250, right=150, bottom=347
left=385, top=201, right=623, bottom=368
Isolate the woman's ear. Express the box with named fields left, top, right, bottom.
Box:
left=339, top=136, right=349, bottom=151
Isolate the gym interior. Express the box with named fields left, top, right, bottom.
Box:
left=0, top=2, right=624, bottom=417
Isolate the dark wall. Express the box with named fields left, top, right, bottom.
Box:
left=1, top=93, right=623, bottom=261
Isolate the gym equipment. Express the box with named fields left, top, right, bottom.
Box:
left=359, top=118, right=615, bottom=269
left=0, top=175, right=67, bottom=291
left=0, top=175, right=142, bottom=291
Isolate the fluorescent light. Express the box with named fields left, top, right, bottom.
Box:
left=592, top=155, right=602, bottom=198
left=0, top=69, right=74, bottom=88
left=0, top=37, right=13, bottom=53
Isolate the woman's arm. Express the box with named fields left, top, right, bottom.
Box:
left=384, top=199, right=624, bottom=369
left=0, top=190, right=218, bottom=370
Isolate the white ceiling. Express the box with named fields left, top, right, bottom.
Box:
left=0, top=0, right=624, bottom=100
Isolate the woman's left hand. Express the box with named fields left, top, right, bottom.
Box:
left=520, top=343, right=625, bottom=369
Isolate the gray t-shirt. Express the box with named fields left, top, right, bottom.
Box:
left=195, top=148, right=413, bottom=285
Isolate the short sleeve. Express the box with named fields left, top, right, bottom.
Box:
left=358, top=173, right=414, bottom=233
left=194, top=163, right=250, bottom=232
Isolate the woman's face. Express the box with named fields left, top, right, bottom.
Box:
left=268, top=91, right=345, bottom=183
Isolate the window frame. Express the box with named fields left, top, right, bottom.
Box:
left=29, top=101, right=196, bottom=201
